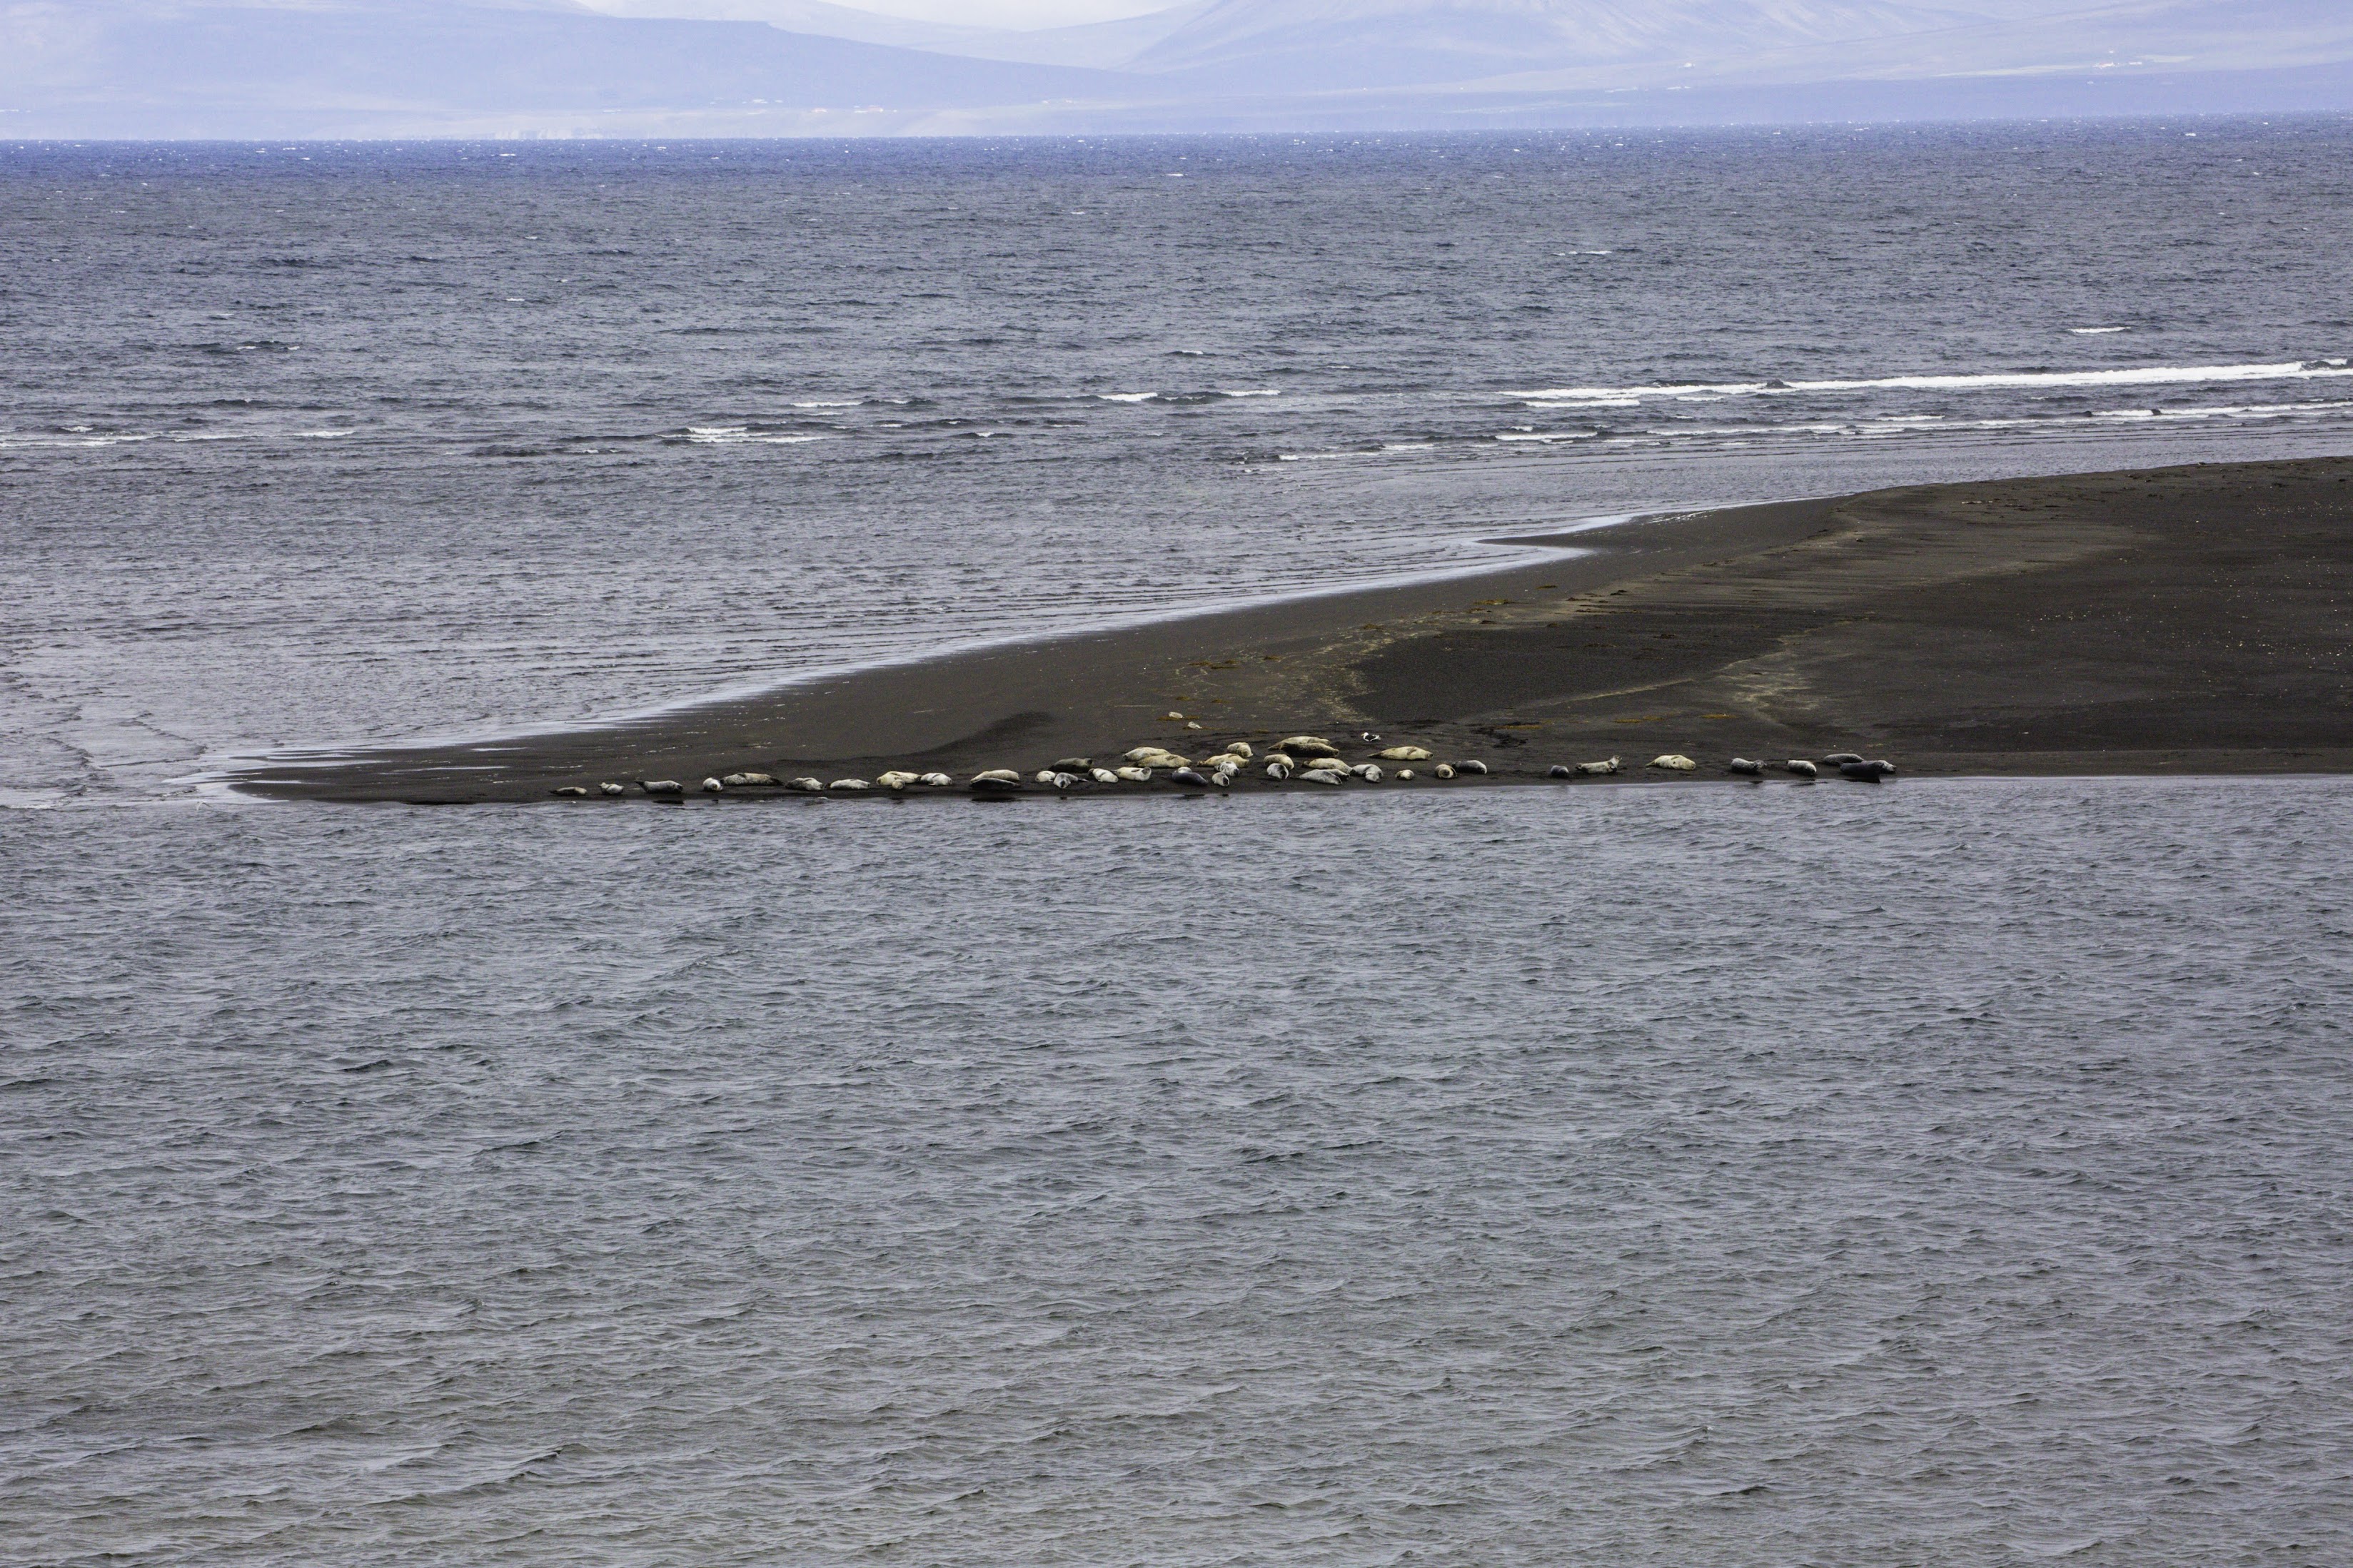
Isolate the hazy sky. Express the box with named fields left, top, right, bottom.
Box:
left=843, top=0, right=1174, bottom=22
left=619, top=0, right=1184, bottom=29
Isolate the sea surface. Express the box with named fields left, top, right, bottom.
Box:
left=5, top=123, right=2353, bottom=1565
left=8, top=782, right=2352, bottom=1565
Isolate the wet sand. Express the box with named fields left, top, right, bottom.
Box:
left=232, top=455, right=2353, bottom=803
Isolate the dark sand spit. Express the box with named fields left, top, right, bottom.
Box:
left=233, top=456, right=2353, bottom=804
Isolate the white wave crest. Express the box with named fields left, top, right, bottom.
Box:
left=1513, top=358, right=2353, bottom=407
left=682, top=425, right=835, bottom=445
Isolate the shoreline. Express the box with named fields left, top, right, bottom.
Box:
left=229, top=457, right=2353, bottom=804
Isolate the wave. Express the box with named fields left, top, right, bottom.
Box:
left=0, top=431, right=157, bottom=449
left=680, top=426, right=836, bottom=446
left=1097, top=388, right=1284, bottom=404
left=1512, top=358, right=2353, bottom=407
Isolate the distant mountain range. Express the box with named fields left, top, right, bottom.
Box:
left=3, top=0, right=2348, bottom=138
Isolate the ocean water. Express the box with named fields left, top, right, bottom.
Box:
left=6, top=123, right=2353, bottom=1565
left=7, top=780, right=2352, bottom=1564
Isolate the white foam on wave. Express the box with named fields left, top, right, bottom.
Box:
left=1513, top=358, right=2353, bottom=406
left=0, top=431, right=157, bottom=450
left=1099, top=389, right=1282, bottom=404
left=1651, top=423, right=1858, bottom=438
left=682, top=426, right=836, bottom=446
left=2069, top=326, right=2130, bottom=335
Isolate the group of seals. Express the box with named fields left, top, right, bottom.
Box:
left=558, top=740, right=1898, bottom=799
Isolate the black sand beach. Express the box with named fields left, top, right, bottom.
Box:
left=232, top=455, right=2353, bottom=803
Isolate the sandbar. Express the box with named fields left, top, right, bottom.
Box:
left=230, top=455, right=2353, bottom=803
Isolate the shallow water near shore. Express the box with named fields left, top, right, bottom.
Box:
left=8, top=777, right=2350, bottom=1564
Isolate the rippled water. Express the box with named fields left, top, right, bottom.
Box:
left=7, top=123, right=2353, bottom=1564
left=4, top=122, right=2352, bottom=799
left=7, top=779, right=2352, bottom=1564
